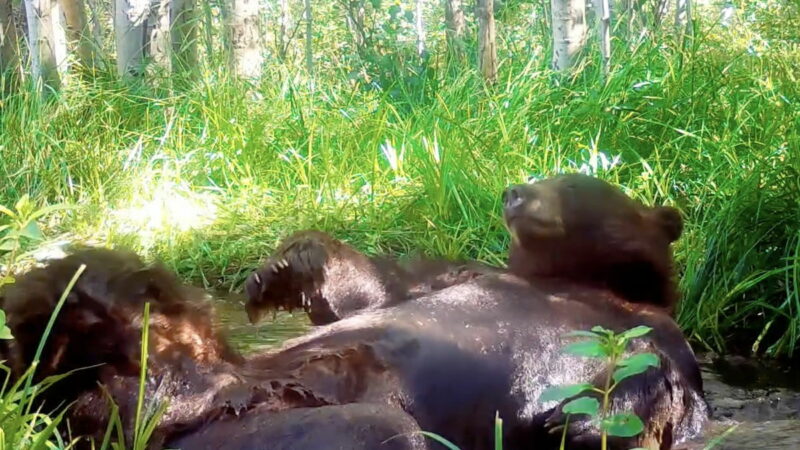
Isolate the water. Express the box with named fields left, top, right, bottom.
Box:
left=213, top=292, right=800, bottom=448
left=213, top=290, right=310, bottom=354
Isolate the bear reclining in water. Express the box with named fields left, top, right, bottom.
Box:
left=246, top=174, right=683, bottom=326
left=0, top=174, right=707, bottom=449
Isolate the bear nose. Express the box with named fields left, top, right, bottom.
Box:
left=503, top=185, right=526, bottom=212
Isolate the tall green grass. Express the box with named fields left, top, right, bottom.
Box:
left=1, top=8, right=798, bottom=357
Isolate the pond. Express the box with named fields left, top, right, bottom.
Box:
left=213, top=292, right=800, bottom=449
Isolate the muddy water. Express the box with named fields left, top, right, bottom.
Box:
left=213, top=292, right=800, bottom=449
left=213, top=291, right=311, bottom=354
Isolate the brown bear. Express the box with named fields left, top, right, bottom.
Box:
left=238, top=173, right=703, bottom=449
left=0, top=248, right=427, bottom=450
left=0, top=174, right=705, bottom=450
left=245, top=173, right=683, bottom=325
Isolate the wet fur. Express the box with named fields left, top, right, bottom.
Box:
left=0, top=248, right=426, bottom=450
left=245, top=230, right=500, bottom=325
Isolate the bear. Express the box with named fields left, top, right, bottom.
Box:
left=0, top=173, right=705, bottom=450
left=244, top=230, right=501, bottom=325
left=237, top=173, right=704, bottom=449
left=245, top=173, right=683, bottom=326
left=0, top=248, right=427, bottom=450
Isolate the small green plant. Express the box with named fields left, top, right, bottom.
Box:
left=99, top=301, right=169, bottom=450
left=390, top=411, right=504, bottom=450
left=0, top=195, right=69, bottom=287
left=539, top=325, right=660, bottom=450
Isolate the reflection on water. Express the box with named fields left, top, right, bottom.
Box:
left=213, top=290, right=311, bottom=355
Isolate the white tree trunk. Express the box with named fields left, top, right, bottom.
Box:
left=476, top=0, right=496, bottom=83
left=674, top=0, right=692, bottom=37
left=171, top=0, right=196, bottom=72
left=550, top=0, right=587, bottom=72
left=1, top=0, right=21, bottom=88
left=229, top=0, right=262, bottom=78
left=114, top=0, right=149, bottom=77
left=24, top=0, right=61, bottom=90
left=414, top=0, right=425, bottom=57
left=276, top=0, right=289, bottom=59
left=443, top=0, right=465, bottom=58
left=303, top=0, right=312, bottom=77
left=594, top=0, right=610, bottom=77
left=51, top=0, right=68, bottom=76
left=58, top=0, right=99, bottom=69
left=147, top=0, right=171, bottom=71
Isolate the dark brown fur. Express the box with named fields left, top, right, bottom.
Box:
left=0, top=248, right=426, bottom=450
left=503, top=174, right=683, bottom=313
left=245, top=230, right=500, bottom=325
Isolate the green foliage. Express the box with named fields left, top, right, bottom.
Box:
left=99, top=302, right=169, bottom=450
left=408, top=411, right=505, bottom=450
left=539, top=326, right=660, bottom=450
left=0, top=310, right=13, bottom=340
left=0, top=195, right=69, bottom=286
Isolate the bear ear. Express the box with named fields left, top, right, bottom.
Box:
left=650, top=206, right=683, bottom=243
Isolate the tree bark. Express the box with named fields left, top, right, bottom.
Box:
left=114, top=0, right=149, bottom=78
left=550, top=0, right=587, bottom=72
left=146, top=0, right=171, bottom=71
left=229, top=0, right=263, bottom=78
left=58, top=0, right=99, bottom=69
left=276, top=0, right=289, bottom=60
left=594, top=0, right=610, bottom=77
left=24, top=0, right=61, bottom=90
left=303, top=0, right=312, bottom=77
left=344, top=0, right=365, bottom=55
left=171, top=0, right=197, bottom=72
left=674, top=0, right=692, bottom=38
left=476, top=0, right=496, bottom=83
left=1, top=0, right=21, bottom=91
left=51, top=0, right=68, bottom=76
left=443, top=0, right=465, bottom=58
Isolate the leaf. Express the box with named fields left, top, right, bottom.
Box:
left=539, top=383, right=594, bottom=403
left=562, top=397, right=599, bottom=417
left=0, top=326, right=12, bottom=340
left=562, top=330, right=600, bottom=339
left=563, top=340, right=607, bottom=358
left=613, top=353, right=660, bottom=383
left=19, top=221, right=44, bottom=241
left=591, top=325, right=613, bottom=335
left=601, top=413, right=645, bottom=437
left=494, top=411, right=503, bottom=450
left=27, top=203, right=72, bottom=222
left=0, top=204, right=16, bottom=218
left=0, top=239, right=18, bottom=251
left=620, top=326, right=653, bottom=340
left=14, top=195, right=30, bottom=216
left=618, top=353, right=660, bottom=369
left=413, top=431, right=462, bottom=450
